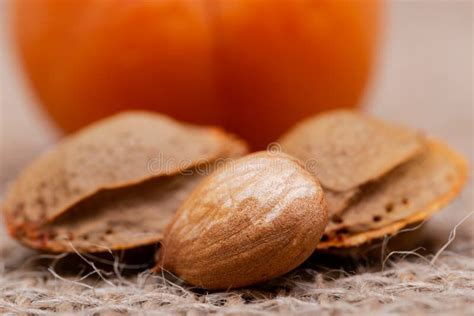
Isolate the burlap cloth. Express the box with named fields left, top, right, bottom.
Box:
left=1, top=2, right=472, bottom=315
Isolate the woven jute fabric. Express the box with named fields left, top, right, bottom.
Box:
left=1, top=204, right=473, bottom=315
left=1, top=1, right=472, bottom=315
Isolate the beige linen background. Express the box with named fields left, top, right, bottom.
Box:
left=1, top=1, right=473, bottom=314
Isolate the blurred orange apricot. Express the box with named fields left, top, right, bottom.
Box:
left=13, top=0, right=380, bottom=149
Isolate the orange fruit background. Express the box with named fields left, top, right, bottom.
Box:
left=13, top=0, right=380, bottom=149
